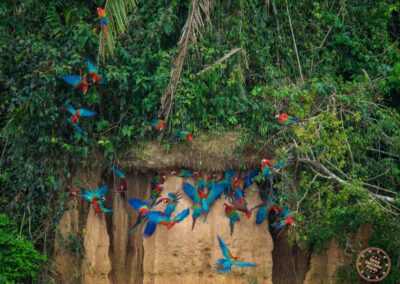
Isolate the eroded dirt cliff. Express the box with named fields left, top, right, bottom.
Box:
left=54, top=168, right=371, bottom=284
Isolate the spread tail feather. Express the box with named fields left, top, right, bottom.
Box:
left=214, top=258, right=232, bottom=273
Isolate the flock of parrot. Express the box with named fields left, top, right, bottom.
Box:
left=69, top=156, right=296, bottom=273
left=60, top=6, right=300, bottom=274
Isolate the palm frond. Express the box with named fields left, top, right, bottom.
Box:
left=99, top=0, right=137, bottom=59
left=158, top=0, right=212, bottom=123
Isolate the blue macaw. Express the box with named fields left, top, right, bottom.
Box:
left=214, top=236, right=256, bottom=273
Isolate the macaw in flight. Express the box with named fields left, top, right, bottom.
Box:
left=87, top=60, right=103, bottom=84
left=183, top=180, right=226, bottom=229
left=214, top=236, right=256, bottom=273
left=177, top=131, right=193, bottom=143
left=62, top=71, right=89, bottom=94
left=128, top=198, right=189, bottom=234
left=275, top=113, right=297, bottom=125
left=80, top=185, right=108, bottom=206
left=155, top=191, right=183, bottom=217
left=224, top=203, right=240, bottom=236
left=151, top=119, right=165, bottom=132
left=60, top=103, right=96, bottom=124
left=131, top=192, right=183, bottom=237
left=80, top=185, right=112, bottom=214
left=271, top=208, right=295, bottom=230
left=111, top=166, right=127, bottom=192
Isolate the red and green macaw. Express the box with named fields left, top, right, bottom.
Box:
left=80, top=185, right=108, bottom=206
left=151, top=173, right=166, bottom=189
left=260, top=158, right=284, bottom=178
left=275, top=113, right=297, bottom=125
left=151, top=119, right=165, bottom=132
left=183, top=180, right=226, bottom=229
left=87, top=60, right=102, bottom=84
left=97, top=7, right=108, bottom=41
left=60, top=103, right=96, bottom=124
left=149, top=184, right=164, bottom=207
left=214, top=236, right=256, bottom=273
left=128, top=198, right=153, bottom=234
left=177, top=131, right=193, bottom=143
left=111, top=166, right=127, bottom=192
left=129, top=197, right=189, bottom=229
left=271, top=208, right=295, bottom=229
left=170, top=169, right=193, bottom=177
left=253, top=200, right=282, bottom=226
left=145, top=208, right=190, bottom=230
left=155, top=191, right=183, bottom=217
left=224, top=203, right=240, bottom=236
left=62, top=72, right=89, bottom=94
left=149, top=173, right=166, bottom=206
left=80, top=185, right=111, bottom=214
left=141, top=192, right=185, bottom=237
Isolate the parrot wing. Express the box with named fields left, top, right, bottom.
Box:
left=63, top=104, right=76, bottom=115
left=93, top=185, right=108, bottom=198
left=164, top=203, right=176, bottom=218
left=97, top=200, right=112, bottom=213
left=243, top=170, right=260, bottom=189
left=232, top=261, right=257, bottom=267
left=128, top=198, right=150, bottom=212
left=146, top=211, right=168, bottom=224
left=111, top=166, right=126, bottom=179
left=255, top=205, right=268, bottom=225
left=206, top=183, right=226, bottom=205
left=62, top=75, right=81, bottom=87
left=217, top=235, right=232, bottom=261
left=78, top=108, right=96, bottom=117
left=183, top=182, right=201, bottom=203
left=143, top=221, right=157, bottom=238
left=281, top=208, right=294, bottom=219
left=87, top=60, right=98, bottom=74
left=173, top=208, right=190, bottom=222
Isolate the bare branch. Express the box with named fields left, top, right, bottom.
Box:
left=197, top=47, right=242, bottom=75
left=285, top=0, right=304, bottom=82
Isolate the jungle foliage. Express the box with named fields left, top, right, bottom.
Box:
left=0, top=0, right=400, bottom=282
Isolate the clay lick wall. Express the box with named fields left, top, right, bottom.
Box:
left=55, top=169, right=275, bottom=284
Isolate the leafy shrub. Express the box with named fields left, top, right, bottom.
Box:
left=0, top=214, right=46, bottom=283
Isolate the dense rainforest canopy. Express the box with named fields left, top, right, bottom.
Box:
left=0, top=0, right=399, bottom=282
